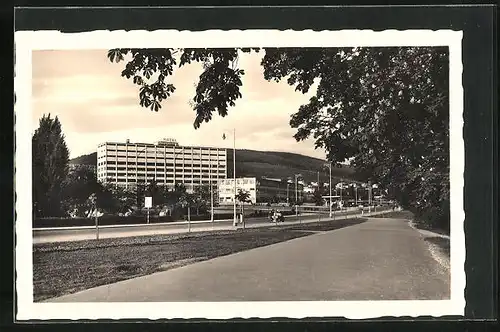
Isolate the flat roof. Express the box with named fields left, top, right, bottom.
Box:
left=99, top=141, right=228, bottom=151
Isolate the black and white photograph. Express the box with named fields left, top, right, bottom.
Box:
left=15, top=29, right=464, bottom=320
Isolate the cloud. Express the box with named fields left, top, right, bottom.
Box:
left=32, top=49, right=325, bottom=160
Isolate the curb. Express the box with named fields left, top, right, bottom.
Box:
left=34, top=214, right=318, bottom=232
left=408, top=220, right=450, bottom=240
left=33, top=219, right=226, bottom=232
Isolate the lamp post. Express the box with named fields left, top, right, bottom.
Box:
left=286, top=182, right=290, bottom=204
left=294, top=174, right=301, bottom=218
left=232, top=129, right=237, bottom=226
left=368, top=181, right=372, bottom=213
left=323, top=162, right=333, bottom=218
left=355, top=183, right=358, bottom=206
left=209, top=159, right=214, bottom=222
left=340, top=177, right=343, bottom=212
left=329, top=165, right=332, bottom=218
left=223, top=129, right=237, bottom=227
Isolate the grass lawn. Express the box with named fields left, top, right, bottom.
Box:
left=370, top=210, right=415, bottom=220
left=424, top=236, right=450, bottom=258
left=33, top=217, right=367, bottom=302
left=371, top=210, right=449, bottom=236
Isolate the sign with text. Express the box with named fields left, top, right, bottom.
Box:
left=145, top=196, right=152, bottom=208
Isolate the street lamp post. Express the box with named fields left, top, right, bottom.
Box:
left=355, top=184, right=358, bottom=206
left=323, top=162, right=333, bottom=218
left=209, top=159, right=214, bottom=222
left=340, top=178, right=343, bottom=212
left=295, top=174, right=299, bottom=217
left=286, top=182, right=289, bottom=204
left=232, top=129, right=237, bottom=226
left=294, top=173, right=302, bottom=222
left=329, top=164, right=332, bottom=218
left=368, top=181, right=372, bottom=213
left=223, top=129, right=237, bottom=227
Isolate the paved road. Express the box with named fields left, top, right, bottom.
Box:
left=48, top=217, right=449, bottom=302
left=33, top=209, right=368, bottom=244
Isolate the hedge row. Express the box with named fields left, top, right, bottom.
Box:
left=33, top=211, right=274, bottom=228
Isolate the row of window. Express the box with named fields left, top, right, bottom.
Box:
left=99, top=168, right=225, bottom=174
left=99, top=165, right=225, bottom=171
left=219, top=179, right=256, bottom=185
left=221, top=187, right=256, bottom=192
left=98, top=162, right=226, bottom=167
left=99, top=154, right=226, bottom=161
left=107, top=179, right=218, bottom=184
left=98, top=172, right=224, bottom=178
left=104, top=147, right=225, bottom=155
left=101, top=160, right=226, bottom=167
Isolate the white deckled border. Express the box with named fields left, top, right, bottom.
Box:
left=14, top=29, right=465, bottom=320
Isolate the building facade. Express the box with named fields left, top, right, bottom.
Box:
left=218, top=177, right=257, bottom=204
left=217, top=177, right=304, bottom=204
left=96, top=138, right=227, bottom=191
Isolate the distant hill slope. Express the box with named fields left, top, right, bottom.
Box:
left=70, top=152, right=96, bottom=166
left=70, top=149, right=354, bottom=184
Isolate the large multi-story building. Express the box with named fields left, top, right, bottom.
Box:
left=218, top=177, right=304, bottom=204
left=96, top=138, right=227, bottom=191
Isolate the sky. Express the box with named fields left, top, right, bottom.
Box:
left=32, top=49, right=326, bottom=160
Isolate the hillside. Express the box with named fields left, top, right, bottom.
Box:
left=70, top=149, right=355, bottom=184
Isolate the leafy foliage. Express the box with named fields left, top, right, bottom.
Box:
left=193, top=185, right=211, bottom=215
left=265, top=47, right=449, bottom=230
left=109, top=46, right=450, bottom=231
left=312, top=186, right=325, bottom=206
left=235, top=189, right=251, bottom=205
left=32, top=114, right=70, bottom=217
left=108, top=48, right=258, bottom=128
left=61, top=166, right=99, bottom=217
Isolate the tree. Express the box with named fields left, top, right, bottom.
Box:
left=32, top=114, right=70, bottom=217
left=111, top=186, right=136, bottom=215
left=135, top=183, right=146, bottom=208
left=193, top=185, right=211, bottom=215
left=235, top=189, right=251, bottom=229
left=61, top=166, right=99, bottom=217
left=163, top=183, right=186, bottom=209
left=312, top=187, right=324, bottom=206
left=145, top=179, right=163, bottom=207
left=178, top=189, right=195, bottom=222
left=108, top=47, right=449, bottom=231
left=96, top=182, right=118, bottom=214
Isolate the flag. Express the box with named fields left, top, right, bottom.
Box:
left=222, top=133, right=226, bottom=140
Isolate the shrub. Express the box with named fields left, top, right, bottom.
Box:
left=33, top=215, right=176, bottom=228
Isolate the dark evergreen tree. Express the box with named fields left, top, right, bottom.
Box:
left=32, top=114, right=70, bottom=217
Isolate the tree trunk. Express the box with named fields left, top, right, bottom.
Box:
left=242, top=202, right=245, bottom=229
